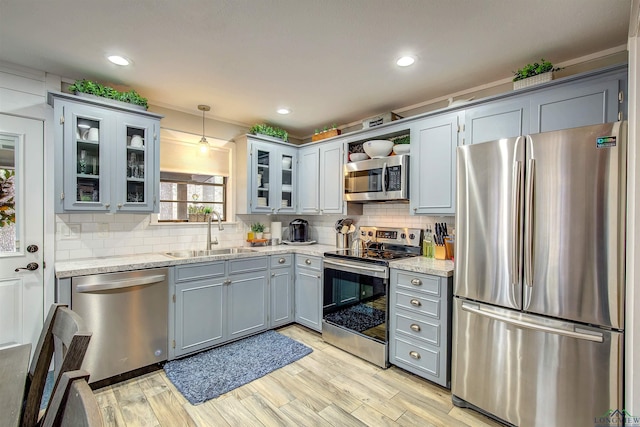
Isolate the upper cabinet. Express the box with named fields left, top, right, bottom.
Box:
left=297, top=144, right=320, bottom=214
left=464, top=97, right=529, bottom=145
left=410, top=111, right=463, bottom=215
left=235, top=135, right=297, bottom=214
left=48, top=92, right=162, bottom=213
left=529, top=73, right=624, bottom=133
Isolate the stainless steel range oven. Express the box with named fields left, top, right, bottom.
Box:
left=323, top=226, right=422, bottom=368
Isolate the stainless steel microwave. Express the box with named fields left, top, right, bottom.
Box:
left=344, top=155, right=409, bottom=202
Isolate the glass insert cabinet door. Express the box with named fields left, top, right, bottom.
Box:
left=279, top=150, right=296, bottom=213
left=118, top=115, right=156, bottom=212
left=63, top=103, right=110, bottom=211
left=254, top=147, right=272, bottom=212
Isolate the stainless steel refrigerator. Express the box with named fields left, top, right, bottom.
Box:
left=452, top=122, right=626, bottom=427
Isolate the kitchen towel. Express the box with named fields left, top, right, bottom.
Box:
left=163, top=330, right=312, bottom=405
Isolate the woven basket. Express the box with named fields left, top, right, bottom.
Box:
left=513, top=72, right=553, bottom=90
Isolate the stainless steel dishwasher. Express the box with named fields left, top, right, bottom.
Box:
left=71, top=268, right=169, bottom=383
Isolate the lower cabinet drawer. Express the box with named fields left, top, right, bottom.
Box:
left=390, top=336, right=441, bottom=382
left=393, top=309, right=441, bottom=346
left=175, top=261, right=226, bottom=282
left=270, top=254, right=292, bottom=268
left=229, top=256, right=268, bottom=274
left=394, top=290, right=440, bottom=319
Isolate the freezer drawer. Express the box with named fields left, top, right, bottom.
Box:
left=451, top=298, right=623, bottom=427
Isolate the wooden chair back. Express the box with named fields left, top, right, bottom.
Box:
left=40, top=370, right=103, bottom=427
left=21, top=304, right=92, bottom=427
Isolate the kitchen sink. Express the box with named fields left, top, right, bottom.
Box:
left=164, top=248, right=256, bottom=258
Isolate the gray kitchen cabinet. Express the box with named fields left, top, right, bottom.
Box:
left=170, top=256, right=269, bottom=358
left=409, top=111, right=463, bottom=215
left=319, top=140, right=346, bottom=214
left=529, top=72, right=625, bottom=133
left=270, top=254, right=294, bottom=328
left=297, top=145, right=321, bottom=214
left=172, top=261, right=227, bottom=358
left=464, top=97, right=529, bottom=145
left=389, top=268, right=452, bottom=388
left=294, top=255, right=323, bottom=332
left=297, top=139, right=348, bottom=215
left=235, top=135, right=297, bottom=214
left=48, top=91, right=161, bottom=213
left=227, top=257, right=269, bottom=340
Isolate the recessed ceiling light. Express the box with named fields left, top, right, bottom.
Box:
left=396, top=56, right=415, bottom=67
left=277, top=108, right=291, bottom=115
left=107, top=55, right=130, bottom=66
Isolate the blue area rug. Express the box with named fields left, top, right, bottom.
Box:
left=164, top=330, right=312, bottom=405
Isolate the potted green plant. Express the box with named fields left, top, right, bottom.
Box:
left=311, top=123, right=342, bottom=142
left=196, top=205, right=206, bottom=222
left=187, top=205, right=198, bottom=222
left=67, top=79, right=149, bottom=110
left=512, top=59, right=561, bottom=89
left=251, top=222, right=265, bottom=239
left=249, top=124, right=288, bottom=142
left=0, top=169, right=15, bottom=227
left=202, top=206, right=213, bottom=223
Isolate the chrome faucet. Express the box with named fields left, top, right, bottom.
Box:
left=207, top=211, right=224, bottom=249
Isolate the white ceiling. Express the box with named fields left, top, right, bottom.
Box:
left=0, top=0, right=632, bottom=138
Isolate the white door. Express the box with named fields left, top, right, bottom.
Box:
left=0, top=114, right=44, bottom=350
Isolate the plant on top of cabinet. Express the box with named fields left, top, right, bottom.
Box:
left=311, top=123, right=341, bottom=142
left=67, top=79, right=149, bottom=109
left=512, top=59, right=561, bottom=89
left=249, top=124, right=288, bottom=142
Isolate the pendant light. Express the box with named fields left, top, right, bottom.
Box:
left=198, top=104, right=210, bottom=154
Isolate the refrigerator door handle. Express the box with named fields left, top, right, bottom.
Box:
left=524, top=157, right=535, bottom=287
left=511, top=160, right=522, bottom=286
left=460, top=301, right=604, bottom=343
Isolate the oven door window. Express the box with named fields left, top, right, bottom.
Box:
left=323, top=267, right=387, bottom=343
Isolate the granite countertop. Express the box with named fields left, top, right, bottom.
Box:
left=55, top=244, right=454, bottom=278
left=389, top=257, right=454, bottom=278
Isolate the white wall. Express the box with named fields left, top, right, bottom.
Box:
left=54, top=203, right=453, bottom=259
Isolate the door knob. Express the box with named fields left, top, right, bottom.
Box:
left=15, top=262, right=39, bottom=272
left=27, top=245, right=39, bottom=253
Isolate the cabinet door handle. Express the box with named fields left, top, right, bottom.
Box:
left=271, top=273, right=276, bottom=277
left=305, top=259, right=311, bottom=265
left=278, top=258, right=286, bottom=264
left=410, top=299, right=421, bottom=307
left=105, top=203, right=110, bottom=209
left=224, top=279, right=231, bottom=285
left=117, top=203, right=123, bottom=208
left=410, top=324, right=421, bottom=332
left=410, top=278, right=422, bottom=286
left=316, top=275, right=321, bottom=279
left=409, top=351, right=421, bottom=360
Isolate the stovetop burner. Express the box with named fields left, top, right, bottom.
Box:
left=325, top=226, right=423, bottom=265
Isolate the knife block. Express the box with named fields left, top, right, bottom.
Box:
left=434, top=245, right=447, bottom=260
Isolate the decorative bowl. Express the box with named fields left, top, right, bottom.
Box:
left=363, top=140, right=393, bottom=158
left=392, top=144, right=410, bottom=155
left=350, top=153, right=369, bottom=162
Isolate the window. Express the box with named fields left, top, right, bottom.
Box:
left=159, top=172, right=226, bottom=222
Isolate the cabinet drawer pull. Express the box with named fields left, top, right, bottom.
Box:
left=410, top=299, right=421, bottom=307
left=305, top=259, right=312, bottom=265
left=278, top=258, right=286, bottom=264
left=224, top=279, right=231, bottom=285
left=410, top=278, right=422, bottom=286
left=409, top=351, right=421, bottom=360
left=410, top=324, right=421, bottom=332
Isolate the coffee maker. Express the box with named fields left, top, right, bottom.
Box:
left=289, top=219, right=309, bottom=242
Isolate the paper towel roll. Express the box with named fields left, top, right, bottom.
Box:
left=271, top=222, right=282, bottom=244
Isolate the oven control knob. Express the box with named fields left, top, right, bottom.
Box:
left=368, top=231, right=373, bottom=237
left=409, top=233, right=415, bottom=240
left=401, top=233, right=406, bottom=239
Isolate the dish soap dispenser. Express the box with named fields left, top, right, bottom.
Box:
left=423, top=227, right=435, bottom=258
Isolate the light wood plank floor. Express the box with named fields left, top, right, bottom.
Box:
left=94, top=325, right=503, bottom=427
